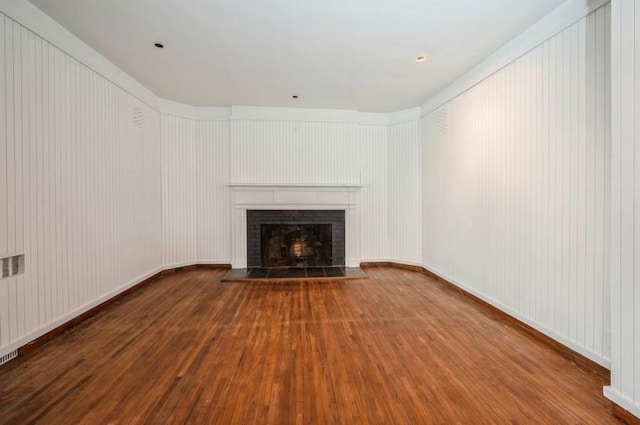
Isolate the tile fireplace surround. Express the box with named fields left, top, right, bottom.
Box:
left=228, top=184, right=362, bottom=269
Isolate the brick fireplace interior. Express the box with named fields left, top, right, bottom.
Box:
left=246, top=210, right=345, bottom=268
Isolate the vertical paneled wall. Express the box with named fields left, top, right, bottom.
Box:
left=161, top=116, right=398, bottom=264
left=422, top=5, right=611, bottom=366
left=606, top=0, right=640, bottom=417
left=229, top=120, right=361, bottom=185
left=0, top=14, right=162, bottom=356
left=360, top=124, right=389, bottom=261
left=196, top=120, right=230, bottom=263
left=161, top=115, right=197, bottom=267
left=388, top=121, right=422, bottom=264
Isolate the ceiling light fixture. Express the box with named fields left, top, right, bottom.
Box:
left=416, top=55, right=426, bottom=62
left=154, top=43, right=164, bottom=48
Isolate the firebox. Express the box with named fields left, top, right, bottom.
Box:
left=247, top=210, right=345, bottom=268
left=261, top=223, right=332, bottom=267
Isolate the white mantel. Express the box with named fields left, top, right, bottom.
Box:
left=228, top=184, right=362, bottom=268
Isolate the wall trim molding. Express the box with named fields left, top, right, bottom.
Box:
left=420, top=0, right=611, bottom=116
left=0, top=1, right=434, bottom=126
left=0, top=263, right=231, bottom=361
left=0, top=0, right=160, bottom=111
left=2, top=0, right=608, bottom=125
left=3, top=257, right=613, bottom=414
left=0, top=266, right=160, bottom=358
left=159, top=100, right=231, bottom=121
left=362, top=261, right=611, bottom=380
left=604, top=387, right=640, bottom=423
left=420, top=262, right=611, bottom=369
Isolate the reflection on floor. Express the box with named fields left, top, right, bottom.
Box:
left=222, top=266, right=367, bottom=282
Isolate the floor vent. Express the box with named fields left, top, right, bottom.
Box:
left=0, top=350, right=18, bottom=366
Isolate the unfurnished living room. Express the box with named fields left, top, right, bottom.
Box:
left=0, top=0, right=639, bottom=423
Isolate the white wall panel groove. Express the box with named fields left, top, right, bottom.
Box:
left=422, top=5, right=611, bottom=367
left=162, top=116, right=395, bottom=265
left=0, top=13, right=162, bottom=356
left=388, top=121, right=421, bottom=264
left=229, top=120, right=361, bottom=185
left=196, top=120, right=230, bottom=262
left=161, top=115, right=197, bottom=267
left=359, top=124, right=388, bottom=261
left=605, top=0, right=640, bottom=418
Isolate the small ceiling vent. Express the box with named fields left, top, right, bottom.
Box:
left=434, top=105, right=448, bottom=137
left=133, top=107, right=144, bottom=128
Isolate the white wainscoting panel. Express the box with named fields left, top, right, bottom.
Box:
left=605, top=0, right=640, bottom=418
left=422, top=5, right=611, bottom=367
left=359, top=125, right=389, bottom=261
left=196, top=120, right=231, bottom=263
left=388, top=120, right=422, bottom=264
left=229, top=120, right=361, bottom=185
left=161, top=115, right=198, bottom=267
left=226, top=118, right=392, bottom=261
left=0, top=14, right=163, bottom=356
left=161, top=115, right=397, bottom=266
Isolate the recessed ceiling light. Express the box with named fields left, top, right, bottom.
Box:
left=416, top=55, right=426, bottom=62
left=154, top=43, right=164, bottom=48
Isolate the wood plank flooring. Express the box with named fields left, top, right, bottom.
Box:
left=0, top=268, right=618, bottom=424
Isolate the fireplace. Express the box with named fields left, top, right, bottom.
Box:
left=247, top=210, right=345, bottom=268
left=229, top=184, right=361, bottom=268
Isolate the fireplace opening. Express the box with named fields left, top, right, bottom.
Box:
left=261, top=223, right=332, bottom=267
left=247, top=210, right=345, bottom=268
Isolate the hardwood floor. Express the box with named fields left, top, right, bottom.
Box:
left=0, top=268, right=618, bottom=424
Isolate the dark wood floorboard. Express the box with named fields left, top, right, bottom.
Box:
left=0, top=268, right=617, bottom=424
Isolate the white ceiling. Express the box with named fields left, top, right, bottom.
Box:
left=28, top=0, right=567, bottom=113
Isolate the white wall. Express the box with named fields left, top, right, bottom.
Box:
left=605, top=0, right=640, bottom=418
left=160, top=110, right=398, bottom=265
left=388, top=121, right=422, bottom=264
left=196, top=120, right=230, bottom=263
left=161, top=115, right=231, bottom=267
left=422, top=5, right=611, bottom=367
left=229, top=118, right=361, bottom=185
left=161, top=115, right=197, bottom=267
left=0, top=13, right=162, bottom=356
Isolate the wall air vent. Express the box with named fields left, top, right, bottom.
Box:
left=133, top=107, right=144, bottom=128
left=1, top=255, right=24, bottom=279
left=434, top=105, right=448, bottom=137
left=0, top=350, right=18, bottom=365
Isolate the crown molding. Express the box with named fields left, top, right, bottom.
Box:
left=420, top=0, right=610, bottom=117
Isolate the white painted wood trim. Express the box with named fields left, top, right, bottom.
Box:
left=421, top=264, right=611, bottom=368
left=603, top=387, right=640, bottom=419
left=158, top=99, right=231, bottom=121
left=0, top=0, right=159, bottom=110
left=0, top=267, right=163, bottom=358
left=229, top=185, right=361, bottom=268
left=226, top=183, right=363, bottom=188
left=420, top=0, right=611, bottom=116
